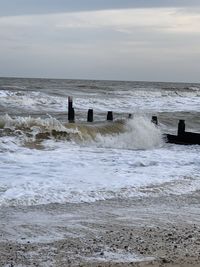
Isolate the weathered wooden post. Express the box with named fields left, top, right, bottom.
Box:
left=71, top=108, right=75, bottom=122
left=87, top=109, right=93, bottom=122
left=68, top=96, right=75, bottom=122
left=178, top=120, right=185, bottom=135
left=107, top=111, right=113, bottom=121
left=152, top=116, right=158, bottom=125
left=128, top=113, right=132, bottom=119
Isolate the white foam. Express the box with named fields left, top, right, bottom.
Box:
left=0, top=114, right=162, bottom=150
left=94, top=116, right=162, bottom=150
left=0, top=90, right=12, bottom=98
left=74, top=88, right=200, bottom=115
left=0, top=138, right=199, bottom=206
left=85, top=249, right=155, bottom=263
left=0, top=114, right=79, bottom=135
left=0, top=86, right=199, bottom=116
left=0, top=89, right=67, bottom=112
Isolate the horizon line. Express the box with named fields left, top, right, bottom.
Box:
left=0, top=75, right=199, bottom=85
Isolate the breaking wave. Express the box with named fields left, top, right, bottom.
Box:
left=0, top=85, right=199, bottom=117
left=0, top=114, right=162, bottom=150
left=94, top=116, right=162, bottom=149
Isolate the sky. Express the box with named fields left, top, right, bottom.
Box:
left=0, top=0, right=200, bottom=82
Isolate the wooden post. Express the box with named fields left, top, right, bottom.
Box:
left=152, top=116, right=158, bottom=125
left=107, top=111, right=113, bottom=121
left=128, top=114, right=132, bottom=119
left=71, top=108, right=75, bottom=122
left=87, top=109, right=93, bottom=122
left=68, top=96, right=75, bottom=122
left=178, top=120, right=185, bottom=135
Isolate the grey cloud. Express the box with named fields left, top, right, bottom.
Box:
left=0, top=1, right=200, bottom=82
left=0, top=0, right=200, bottom=16
left=1, top=40, right=199, bottom=82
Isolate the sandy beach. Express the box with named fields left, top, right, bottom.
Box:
left=1, top=190, right=200, bottom=267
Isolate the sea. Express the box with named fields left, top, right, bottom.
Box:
left=0, top=77, right=200, bottom=207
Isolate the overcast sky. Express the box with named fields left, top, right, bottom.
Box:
left=0, top=0, right=200, bottom=82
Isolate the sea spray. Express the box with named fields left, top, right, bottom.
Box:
left=94, top=116, right=163, bottom=150
left=0, top=115, right=162, bottom=149
left=0, top=114, right=79, bottom=134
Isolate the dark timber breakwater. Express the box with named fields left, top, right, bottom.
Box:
left=166, top=120, right=200, bottom=145
left=68, top=96, right=200, bottom=146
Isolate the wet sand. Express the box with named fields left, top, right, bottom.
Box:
left=1, top=192, right=200, bottom=266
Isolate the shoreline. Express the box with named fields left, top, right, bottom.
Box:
left=1, top=192, right=200, bottom=266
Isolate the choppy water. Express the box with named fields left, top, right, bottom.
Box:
left=0, top=77, right=200, bottom=206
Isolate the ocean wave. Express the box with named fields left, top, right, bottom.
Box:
left=0, top=115, right=162, bottom=150
left=0, top=175, right=199, bottom=207
left=0, top=85, right=27, bottom=91
left=0, top=89, right=67, bottom=113
left=0, top=85, right=200, bottom=117
left=93, top=116, right=162, bottom=150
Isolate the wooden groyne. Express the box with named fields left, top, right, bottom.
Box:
left=151, top=116, right=200, bottom=145
left=67, top=97, right=200, bottom=145
left=67, top=97, right=114, bottom=123
left=166, top=120, right=200, bottom=145
left=68, top=96, right=75, bottom=122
